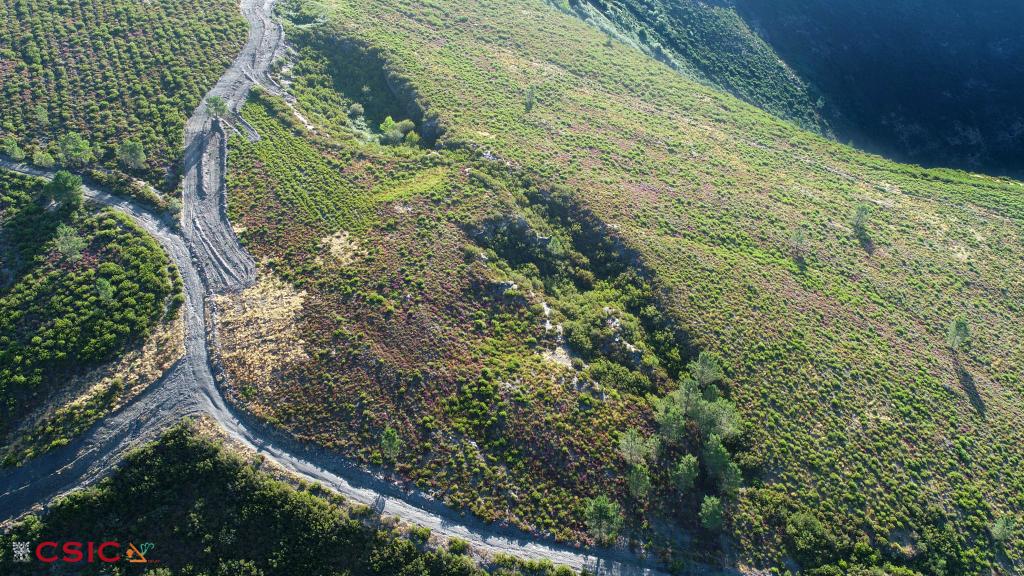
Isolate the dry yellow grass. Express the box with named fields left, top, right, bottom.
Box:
left=214, top=274, right=309, bottom=410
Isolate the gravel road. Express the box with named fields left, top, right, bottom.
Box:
left=0, top=1, right=737, bottom=573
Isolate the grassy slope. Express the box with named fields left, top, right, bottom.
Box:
left=0, top=169, right=180, bottom=458
left=0, top=0, right=246, bottom=182
left=0, top=423, right=577, bottom=576
left=277, top=0, right=1024, bottom=571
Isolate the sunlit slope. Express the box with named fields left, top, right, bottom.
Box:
left=314, top=0, right=1024, bottom=568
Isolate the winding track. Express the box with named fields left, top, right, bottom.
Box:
left=0, top=2, right=737, bottom=574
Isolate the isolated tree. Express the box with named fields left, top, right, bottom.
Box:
left=626, top=465, right=652, bottom=501
left=58, top=132, right=94, bottom=166
left=946, top=317, right=969, bottom=353
left=116, top=140, right=147, bottom=171
left=584, top=495, right=623, bottom=545
left=699, top=496, right=724, bottom=531
left=52, top=224, right=86, bottom=262
left=670, top=454, right=699, bottom=495
left=379, top=116, right=415, bottom=145
left=688, top=351, right=724, bottom=388
left=404, top=131, right=421, bottom=147
left=525, top=86, right=536, bottom=112
left=34, top=104, right=49, bottom=127
left=785, top=512, right=832, bottom=567
left=347, top=102, right=364, bottom=118
left=618, top=428, right=657, bottom=466
left=45, top=170, right=83, bottom=207
left=852, top=204, right=871, bottom=243
left=207, top=95, right=229, bottom=119
left=380, top=426, right=402, bottom=463
left=788, top=227, right=809, bottom=266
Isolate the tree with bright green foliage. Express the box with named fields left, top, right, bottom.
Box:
left=379, top=116, right=417, bottom=145
left=51, top=224, right=86, bottom=262
left=1, top=136, right=25, bottom=161
left=788, top=227, right=809, bottom=266
left=97, top=277, right=115, bottom=305
left=655, top=377, right=701, bottom=445
left=584, top=495, right=623, bottom=545
left=670, top=454, right=699, bottom=494
left=688, top=351, right=724, bottom=387
left=699, top=495, right=724, bottom=531
left=33, top=104, right=48, bottom=127
left=626, top=464, right=652, bottom=501
left=785, top=512, right=834, bottom=568
left=618, top=427, right=657, bottom=466
left=706, top=398, right=743, bottom=441
left=32, top=150, right=54, bottom=168
left=702, top=433, right=730, bottom=482
left=947, top=317, right=969, bottom=353
left=852, top=204, right=871, bottom=245
left=44, top=170, right=83, bottom=207
left=720, top=461, right=742, bottom=496
left=166, top=197, right=183, bottom=216
left=116, top=140, right=147, bottom=171
left=207, top=95, right=229, bottom=119
left=991, top=514, right=1015, bottom=546
left=525, top=86, right=536, bottom=112
left=57, top=132, right=93, bottom=166
left=381, top=426, right=402, bottom=463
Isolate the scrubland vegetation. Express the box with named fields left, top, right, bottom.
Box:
left=0, top=0, right=246, bottom=183
left=217, top=0, right=1024, bottom=573
left=0, top=168, right=179, bottom=461
left=224, top=35, right=749, bottom=556
left=1, top=0, right=1019, bottom=573
left=0, top=423, right=578, bottom=576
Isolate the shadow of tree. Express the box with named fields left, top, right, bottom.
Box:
left=857, top=232, right=875, bottom=255
left=955, top=357, right=985, bottom=417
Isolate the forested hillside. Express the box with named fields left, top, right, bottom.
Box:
left=214, top=0, right=1024, bottom=572
left=0, top=0, right=246, bottom=184
left=552, top=0, right=829, bottom=135
left=565, top=0, right=1024, bottom=175
left=733, top=0, right=1024, bottom=175
left=0, top=423, right=577, bottom=576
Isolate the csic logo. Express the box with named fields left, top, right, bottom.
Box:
left=11, top=540, right=157, bottom=564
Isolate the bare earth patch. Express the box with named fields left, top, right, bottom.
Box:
left=214, top=274, right=309, bottom=410
left=319, top=230, right=361, bottom=266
